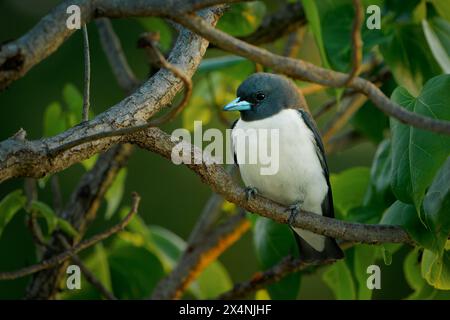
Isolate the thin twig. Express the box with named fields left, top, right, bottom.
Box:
left=48, top=51, right=192, bottom=157
left=96, top=18, right=139, bottom=93
left=82, top=25, right=91, bottom=122
left=322, top=93, right=368, bottom=145
left=217, top=256, right=337, bottom=299
left=174, top=13, right=450, bottom=134
left=0, top=193, right=140, bottom=281
left=341, top=0, right=364, bottom=86
left=56, top=234, right=117, bottom=300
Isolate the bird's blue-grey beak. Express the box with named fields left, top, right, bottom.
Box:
left=223, top=98, right=252, bottom=111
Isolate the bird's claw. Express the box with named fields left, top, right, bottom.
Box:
left=286, top=201, right=303, bottom=226
left=245, top=186, right=258, bottom=201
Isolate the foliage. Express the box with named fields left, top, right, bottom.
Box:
left=0, top=0, right=449, bottom=300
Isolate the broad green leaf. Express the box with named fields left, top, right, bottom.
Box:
left=380, top=24, right=442, bottom=95
left=57, top=218, right=79, bottom=238
left=330, top=167, right=370, bottom=217
left=422, top=18, right=450, bottom=73
left=322, top=260, right=356, bottom=300
left=253, top=217, right=300, bottom=299
left=302, top=0, right=331, bottom=69
left=29, top=201, right=58, bottom=235
left=149, top=225, right=185, bottom=267
left=369, top=140, right=392, bottom=197
left=0, top=190, right=26, bottom=239
left=122, top=215, right=232, bottom=299
left=108, top=243, right=165, bottom=299
left=217, top=2, right=266, bottom=37
left=59, top=243, right=113, bottom=300
left=422, top=157, right=450, bottom=253
left=430, top=0, right=450, bottom=21
left=421, top=244, right=450, bottom=290
left=62, top=83, right=83, bottom=127
left=390, top=75, right=450, bottom=210
left=380, top=200, right=432, bottom=249
left=43, top=102, right=66, bottom=137
left=194, top=260, right=233, bottom=299
left=351, top=245, right=379, bottom=299
left=104, top=168, right=127, bottom=220
left=390, top=87, right=415, bottom=204
left=351, top=101, right=389, bottom=143
left=404, top=248, right=426, bottom=291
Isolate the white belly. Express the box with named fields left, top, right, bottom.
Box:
left=232, top=109, right=328, bottom=215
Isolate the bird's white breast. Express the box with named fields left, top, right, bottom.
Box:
left=232, top=109, right=328, bottom=215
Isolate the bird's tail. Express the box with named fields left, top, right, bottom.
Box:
left=292, top=228, right=344, bottom=262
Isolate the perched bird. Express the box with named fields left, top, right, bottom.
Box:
left=223, top=73, right=343, bottom=262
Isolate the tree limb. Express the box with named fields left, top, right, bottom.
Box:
left=174, top=13, right=450, bottom=135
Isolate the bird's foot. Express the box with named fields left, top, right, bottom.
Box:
left=244, top=186, right=258, bottom=201
left=286, top=201, right=303, bottom=226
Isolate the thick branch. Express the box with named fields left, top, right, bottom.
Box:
left=0, top=0, right=244, bottom=90
left=0, top=9, right=221, bottom=183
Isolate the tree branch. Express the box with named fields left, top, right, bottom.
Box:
left=0, top=0, right=244, bottom=90
left=0, top=8, right=221, bottom=183
left=173, top=13, right=450, bottom=135
left=0, top=192, right=140, bottom=281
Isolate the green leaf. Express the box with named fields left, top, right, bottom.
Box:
left=390, top=75, right=450, bottom=210
left=182, top=96, right=212, bottom=132
left=380, top=24, right=442, bottom=95
left=370, top=140, right=392, bottom=197
left=253, top=217, right=300, bottom=299
left=104, top=168, right=127, bottom=220
left=422, top=18, right=450, bottom=73
left=430, top=0, right=450, bottom=21
left=59, top=243, right=113, bottom=300
left=404, top=248, right=426, bottom=291
left=217, top=2, right=266, bottom=37
left=390, top=87, right=415, bottom=204
left=351, top=102, right=389, bottom=143
left=29, top=201, right=58, bottom=235
left=124, top=217, right=233, bottom=299
left=330, top=167, right=371, bottom=217
left=302, top=0, right=331, bottom=69
left=422, top=157, right=450, bottom=253
left=62, top=83, right=83, bottom=127
left=380, top=200, right=432, bottom=249
left=352, top=245, right=379, bottom=299
left=108, top=242, right=165, bottom=299
left=322, top=260, right=356, bottom=300
left=57, top=218, right=79, bottom=238
left=43, top=102, right=66, bottom=137
left=381, top=246, right=393, bottom=266
left=421, top=244, right=450, bottom=290
left=0, top=190, right=26, bottom=239
left=81, top=155, right=98, bottom=171
left=194, top=260, right=233, bottom=299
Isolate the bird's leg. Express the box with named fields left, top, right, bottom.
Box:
left=286, top=200, right=303, bottom=226
left=244, top=186, right=258, bottom=201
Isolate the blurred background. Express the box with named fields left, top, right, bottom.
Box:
left=1, top=0, right=444, bottom=299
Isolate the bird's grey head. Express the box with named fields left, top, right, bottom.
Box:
left=223, top=73, right=302, bottom=121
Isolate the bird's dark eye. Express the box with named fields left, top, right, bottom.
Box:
left=256, top=92, right=265, bottom=101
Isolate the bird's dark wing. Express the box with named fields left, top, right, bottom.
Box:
left=297, top=109, right=334, bottom=219
left=231, top=119, right=239, bottom=167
